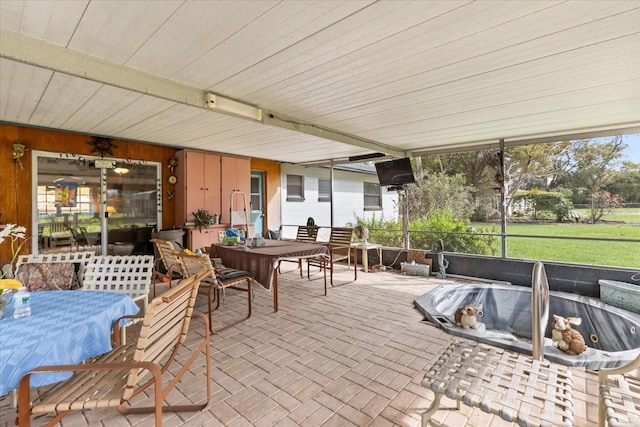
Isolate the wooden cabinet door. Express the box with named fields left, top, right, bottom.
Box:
left=184, top=151, right=206, bottom=223
left=188, top=228, right=210, bottom=251
left=176, top=151, right=221, bottom=227
left=187, top=226, right=224, bottom=251
left=221, top=156, right=250, bottom=224
left=203, top=153, right=221, bottom=217
left=234, top=157, right=251, bottom=196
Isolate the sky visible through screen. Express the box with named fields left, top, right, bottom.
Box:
left=621, top=133, right=640, bottom=163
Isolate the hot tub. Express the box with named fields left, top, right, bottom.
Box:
left=415, top=283, right=640, bottom=369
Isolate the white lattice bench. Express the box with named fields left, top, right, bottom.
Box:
left=421, top=341, right=574, bottom=427
left=598, top=352, right=640, bottom=426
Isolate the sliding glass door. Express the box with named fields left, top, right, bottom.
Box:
left=33, top=152, right=161, bottom=255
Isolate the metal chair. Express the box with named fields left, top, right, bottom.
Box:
left=150, top=238, right=184, bottom=297
left=17, top=269, right=212, bottom=427
left=307, top=227, right=355, bottom=286
left=175, top=251, right=252, bottom=333
left=279, top=225, right=319, bottom=276
left=69, top=227, right=89, bottom=250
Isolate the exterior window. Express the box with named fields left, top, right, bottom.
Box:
left=364, top=182, right=382, bottom=210
left=318, top=179, right=331, bottom=202
left=287, top=175, right=305, bottom=201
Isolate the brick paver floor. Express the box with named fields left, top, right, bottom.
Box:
left=0, top=263, right=601, bottom=426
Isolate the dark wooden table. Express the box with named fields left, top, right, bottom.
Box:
left=213, top=240, right=331, bottom=311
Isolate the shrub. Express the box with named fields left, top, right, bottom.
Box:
left=511, top=190, right=574, bottom=222
left=410, top=211, right=497, bottom=255
left=351, top=210, right=497, bottom=255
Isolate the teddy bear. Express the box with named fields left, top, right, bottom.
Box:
left=551, top=314, right=587, bottom=355
left=454, top=303, right=482, bottom=329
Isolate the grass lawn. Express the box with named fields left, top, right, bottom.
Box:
left=502, top=223, right=639, bottom=268
left=573, top=207, right=640, bottom=224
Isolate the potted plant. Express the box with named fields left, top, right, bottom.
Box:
left=192, top=209, right=215, bottom=231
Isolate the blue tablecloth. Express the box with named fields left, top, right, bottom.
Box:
left=0, top=290, right=140, bottom=396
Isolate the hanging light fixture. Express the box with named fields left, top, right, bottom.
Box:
left=113, top=167, right=129, bottom=175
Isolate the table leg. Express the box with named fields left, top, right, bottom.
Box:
left=354, top=247, right=357, bottom=281
left=273, top=266, right=278, bottom=312
left=362, top=248, right=369, bottom=272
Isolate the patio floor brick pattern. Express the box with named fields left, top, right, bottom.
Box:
left=0, top=264, right=601, bottom=426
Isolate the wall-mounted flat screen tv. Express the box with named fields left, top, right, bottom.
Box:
left=374, top=158, right=416, bottom=186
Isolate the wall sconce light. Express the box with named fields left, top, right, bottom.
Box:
left=12, top=142, right=26, bottom=170
left=204, top=92, right=263, bottom=121
left=113, top=167, right=129, bottom=175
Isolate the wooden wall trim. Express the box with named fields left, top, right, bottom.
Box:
left=0, top=124, right=178, bottom=264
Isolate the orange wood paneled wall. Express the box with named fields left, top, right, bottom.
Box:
left=250, top=158, right=281, bottom=233
left=0, top=124, right=178, bottom=264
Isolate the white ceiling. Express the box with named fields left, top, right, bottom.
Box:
left=1, top=0, right=639, bottom=165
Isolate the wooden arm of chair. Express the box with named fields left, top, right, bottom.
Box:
left=17, top=358, right=163, bottom=425
left=20, top=359, right=159, bottom=377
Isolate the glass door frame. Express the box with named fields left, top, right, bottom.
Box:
left=31, top=151, right=162, bottom=255
left=250, top=171, right=265, bottom=238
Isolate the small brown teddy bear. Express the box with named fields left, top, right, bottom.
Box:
left=551, top=314, right=587, bottom=355
left=454, top=303, right=482, bottom=329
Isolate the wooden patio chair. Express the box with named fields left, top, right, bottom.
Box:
left=599, top=352, right=640, bottom=426
left=296, top=225, right=319, bottom=243
left=175, top=251, right=252, bottom=333
left=82, top=255, right=154, bottom=343
left=307, top=227, right=355, bottom=286
left=280, top=225, right=319, bottom=276
left=17, top=269, right=212, bottom=427
left=150, top=238, right=184, bottom=297
left=48, top=222, right=73, bottom=248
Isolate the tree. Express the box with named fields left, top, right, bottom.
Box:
left=604, top=161, right=640, bottom=204
left=406, top=172, right=474, bottom=221
left=507, top=142, right=571, bottom=194
left=555, top=136, right=626, bottom=193
left=587, top=191, right=624, bottom=223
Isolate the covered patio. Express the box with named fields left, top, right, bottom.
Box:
left=1, top=2, right=638, bottom=425
left=1, top=265, right=601, bottom=426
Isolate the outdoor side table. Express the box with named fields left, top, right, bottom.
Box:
left=350, top=242, right=382, bottom=272
left=421, top=340, right=574, bottom=427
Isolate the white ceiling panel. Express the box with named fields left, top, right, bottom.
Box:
left=0, top=0, right=638, bottom=165
left=0, top=59, right=53, bottom=123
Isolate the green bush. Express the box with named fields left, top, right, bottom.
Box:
left=511, top=190, right=574, bottom=221
left=351, top=210, right=498, bottom=255
left=348, top=214, right=403, bottom=247
left=410, top=211, right=497, bottom=255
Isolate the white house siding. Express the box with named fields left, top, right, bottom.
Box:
left=280, top=164, right=399, bottom=240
